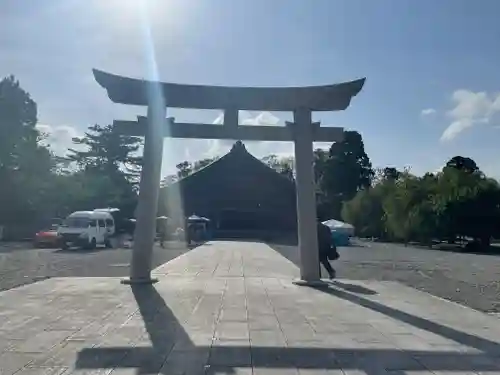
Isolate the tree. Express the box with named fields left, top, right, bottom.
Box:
left=176, top=161, right=192, bottom=179
left=433, top=166, right=500, bottom=248
left=462, top=180, right=500, bottom=249
left=66, top=124, right=141, bottom=218
left=168, top=157, right=219, bottom=182
left=261, top=154, right=294, bottom=181
left=343, top=168, right=439, bottom=244
left=193, top=157, right=218, bottom=172
left=0, top=75, right=56, bottom=229
left=0, top=75, right=39, bottom=172
left=445, top=156, right=479, bottom=174
left=313, top=149, right=329, bottom=185
left=381, top=171, right=439, bottom=244
left=341, top=187, right=385, bottom=238
left=323, top=131, right=374, bottom=199
left=320, top=131, right=374, bottom=218
left=382, top=167, right=401, bottom=181
left=372, top=167, right=403, bottom=186
left=68, top=124, right=143, bottom=183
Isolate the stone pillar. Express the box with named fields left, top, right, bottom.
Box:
left=288, top=108, right=321, bottom=284
left=123, top=92, right=166, bottom=284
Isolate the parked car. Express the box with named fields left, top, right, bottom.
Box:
left=34, top=225, right=60, bottom=248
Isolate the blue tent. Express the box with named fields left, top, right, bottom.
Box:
left=322, top=219, right=355, bottom=246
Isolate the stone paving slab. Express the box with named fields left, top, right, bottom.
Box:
left=0, top=240, right=500, bottom=374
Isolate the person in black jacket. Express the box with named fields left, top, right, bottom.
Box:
left=317, top=219, right=337, bottom=279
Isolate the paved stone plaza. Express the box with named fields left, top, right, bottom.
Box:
left=1, top=241, right=500, bottom=374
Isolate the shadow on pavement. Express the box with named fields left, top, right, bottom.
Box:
left=266, top=242, right=300, bottom=266
left=328, top=280, right=378, bottom=295
left=76, top=284, right=205, bottom=374
left=309, top=284, right=500, bottom=356
left=75, top=282, right=500, bottom=374
left=267, top=241, right=350, bottom=275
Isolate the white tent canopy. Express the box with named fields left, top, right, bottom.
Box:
left=322, top=219, right=355, bottom=236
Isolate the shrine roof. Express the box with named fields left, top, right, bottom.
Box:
left=163, top=141, right=295, bottom=190
left=93, top=69, right=365, bottom=111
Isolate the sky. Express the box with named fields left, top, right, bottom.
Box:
left=2, top=0, right=500, bottom=178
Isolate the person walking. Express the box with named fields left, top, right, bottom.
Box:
left=186, top=222, right=195, bottom=246
left=317, top=219, right=338, bottom=280
left=157, top=219, right=168, bottom=249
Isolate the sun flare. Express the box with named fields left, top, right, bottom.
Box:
left=95, top=0, right=189, bottom=32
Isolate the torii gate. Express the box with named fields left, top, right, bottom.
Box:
left=93, top=69, right=365, bottom=285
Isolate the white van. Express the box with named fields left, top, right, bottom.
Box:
left=58, top=210, right=115, bottom=250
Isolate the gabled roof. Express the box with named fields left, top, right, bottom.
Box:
left=164, top=141, right=295, bottom=190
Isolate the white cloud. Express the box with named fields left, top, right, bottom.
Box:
left=36, top=123, right=83, bottom=156
left=240, top=111, right=280, bottom=126
left=421, top=108, right=436, bottom=116
left=211, top=111, right=281, bottom=126
left=441, top=119, right=474, bottom=142
left=440, top=90, right=500, bottom=142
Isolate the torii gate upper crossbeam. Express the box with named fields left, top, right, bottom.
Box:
left=93, top=69, right=365, bottom=111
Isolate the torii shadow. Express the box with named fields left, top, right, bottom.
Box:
left=75, top=283, right=500, bottom=374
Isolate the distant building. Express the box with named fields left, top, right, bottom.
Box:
left=159, top=141, right=297, bottom=238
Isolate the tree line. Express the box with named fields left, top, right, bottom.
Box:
left=342, top=158, right=500, bottom=250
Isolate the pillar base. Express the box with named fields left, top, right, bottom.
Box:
left=120, top=277, right=159, bottom=285
left=292, top=279, right=329, bottom=288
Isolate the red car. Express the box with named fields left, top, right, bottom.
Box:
left=34, top=226, right=60, bottom=248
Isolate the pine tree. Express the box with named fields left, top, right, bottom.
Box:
left=68, top=124, right=143, bottom=183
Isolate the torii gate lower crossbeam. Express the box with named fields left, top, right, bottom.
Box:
left=91, top=69, right=365, bottom=286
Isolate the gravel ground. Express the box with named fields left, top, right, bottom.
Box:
left=270, top=240, right=500, bottom=314
left=0, top=241, right=191, bottom=292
